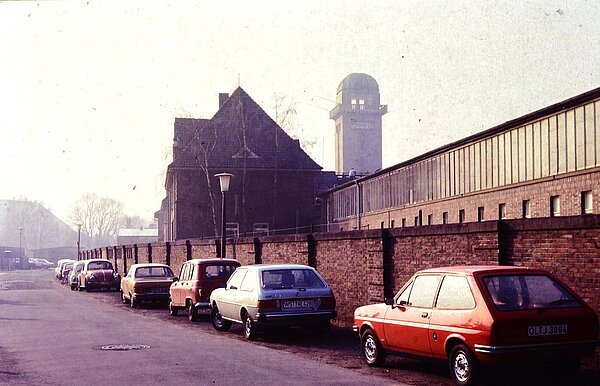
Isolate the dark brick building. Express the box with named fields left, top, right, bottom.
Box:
left=158, top=87, right=328, bottom=241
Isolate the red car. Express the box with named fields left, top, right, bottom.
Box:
left=353, top=265, right=599, bottom=385
left=169, top=258, right=241, bottom=321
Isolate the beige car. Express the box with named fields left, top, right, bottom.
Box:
left=121, top=263, right=176, bottom=308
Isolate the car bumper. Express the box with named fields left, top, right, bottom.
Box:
left=133, top=292, right=170, bottom=302
left=256, top=310, right=337, bottom=326
left=87, top=282, right=117, bottom=289
left=474, top=339, right=600, bottom=354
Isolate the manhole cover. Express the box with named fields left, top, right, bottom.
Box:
left=93, top=344, right=151, bottom=351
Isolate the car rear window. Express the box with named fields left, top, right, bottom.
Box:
left=483, top=274, right=581, bottom=311
left=135, top=266, right=173, bottom=278
left=204, top=264, right=237, bottom=279
left=261, top=269, right=325, bottom=290
left=88, top=261, right=113, bottom=270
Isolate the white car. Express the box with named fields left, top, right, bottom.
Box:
left=210, top=264, right=337, bottom=340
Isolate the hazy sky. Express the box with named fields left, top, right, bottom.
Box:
left=1, top=1, right=599, bottom=224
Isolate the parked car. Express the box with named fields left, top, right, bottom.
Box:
left=60, top=262, right=74, bottom=284
left=210, top=264, right=337, bottom=340
left=353, top=265, right=600, bottom=385
left=121, top=263, right=177, bottom=308
left=55, top=259, right=75, bottom=279
left=77, top=259, right=120, bottom=292
left=34, top=258, right=54, bottom=269
left=68, top=260, right=86, bottom=290
left=169, top=258, right=240, bottom=321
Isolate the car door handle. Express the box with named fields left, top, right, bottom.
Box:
left=421, top=312, right=429, bottom=318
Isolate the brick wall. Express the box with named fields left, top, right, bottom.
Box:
left=87, top=214, right=600, bottom=366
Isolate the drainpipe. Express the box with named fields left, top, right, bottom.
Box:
left=355, top=180, right=361, bottom=230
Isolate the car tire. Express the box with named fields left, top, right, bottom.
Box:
left=449, top=343, right=478, bottom=386
left=130, top=294, right=137, bottom=308
left=243, top=312, right=257, bottom=340
left=361, top=329, right=386, bottom=367
left=188, top=301, right=198, bottom=322
left=168, top=300, right=178, bottom=316
left=210, top=306, right=231, bottom=332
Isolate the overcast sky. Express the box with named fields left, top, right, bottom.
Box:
left=1, top=0, right=599, bottom=225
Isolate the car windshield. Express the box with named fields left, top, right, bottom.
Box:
left=261, top=269, right=325, bottom=290
left=483, top=274, right=581, bottom=311
left=135, top=266, right=173, bottom=278
left=88, top=261, right=113, bottom=270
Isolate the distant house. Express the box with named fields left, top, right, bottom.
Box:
left=117, top=228, right=158, bottom=246
left=157, top=87, right=327, bottom=241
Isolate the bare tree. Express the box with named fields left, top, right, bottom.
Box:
left=273, top=93, right=317, bottom=154
left=69, top=193, right=124, bottom=248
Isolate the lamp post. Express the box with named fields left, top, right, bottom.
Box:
left=77, top=223, right=82, bottom=260
left=215, top=173, right=234, bottom=259
left=18, top=227, right=24, bottom=270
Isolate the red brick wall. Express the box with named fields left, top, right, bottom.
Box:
left=94, top=215, right=600, bottom=365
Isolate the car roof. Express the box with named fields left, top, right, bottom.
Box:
left=238, top=264, right=315, bottom=271
left=129, top=263, right=171, bottom=269
left=416, top=265, right=545, bottom=276
left=185, top=258, right=240, bottom=265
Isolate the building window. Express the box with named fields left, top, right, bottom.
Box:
left=442, top=212, right=449, bottom=224
left=522, top=200, right=531, bottom=219
left=550, top=196, right=560, bottom=217
left=581, top=191, right=593, bottom=214
left=458, top=209, right=465, bottom=223
left=498, top=203, right=506, bottom=220
left=401, top=218, right=406, bottom=227
left=427, top=214, right=433, bottom=225
left=477, top=207, right=485, bottom=222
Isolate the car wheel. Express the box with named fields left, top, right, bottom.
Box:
left=130, top=294, right=137, bottom=308
left=210, top=306, right=231, bottom=332
left=168, top=300, right=178, bottom=316
left=361, top=329, right=386, bottom=366
left=188, top=301, right=198, bottom=322
left=449, top=343, right=478, bottom=386
left=243, top=312, right=257, bottom=340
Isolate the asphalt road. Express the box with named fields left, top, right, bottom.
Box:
left=1, top=269, right=598, bottom=386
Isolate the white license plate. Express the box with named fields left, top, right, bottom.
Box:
left=528, top=324, right=568, bottom=337
left=282, top=300, right=314, bottom=309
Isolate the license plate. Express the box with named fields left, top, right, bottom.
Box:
left=528, top=324, right=568, bottom=337
left=282, top=300, right=314, bottom=309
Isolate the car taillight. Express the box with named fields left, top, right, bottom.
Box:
left=257, top=299, right=278, bottom=309
left=319, top=296, right=336, bottom=308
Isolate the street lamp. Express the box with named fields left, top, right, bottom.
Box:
left=77, top=223, right=82, bottom=260
left=215, top=173, right=234, bottom=259
left=18, top=227, right=24, bottom=270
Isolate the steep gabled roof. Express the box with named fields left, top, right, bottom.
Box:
left=172, top=87, right=322, bottom=171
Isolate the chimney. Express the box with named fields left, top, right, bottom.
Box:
left=219, top=93, right=229, bottom=108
